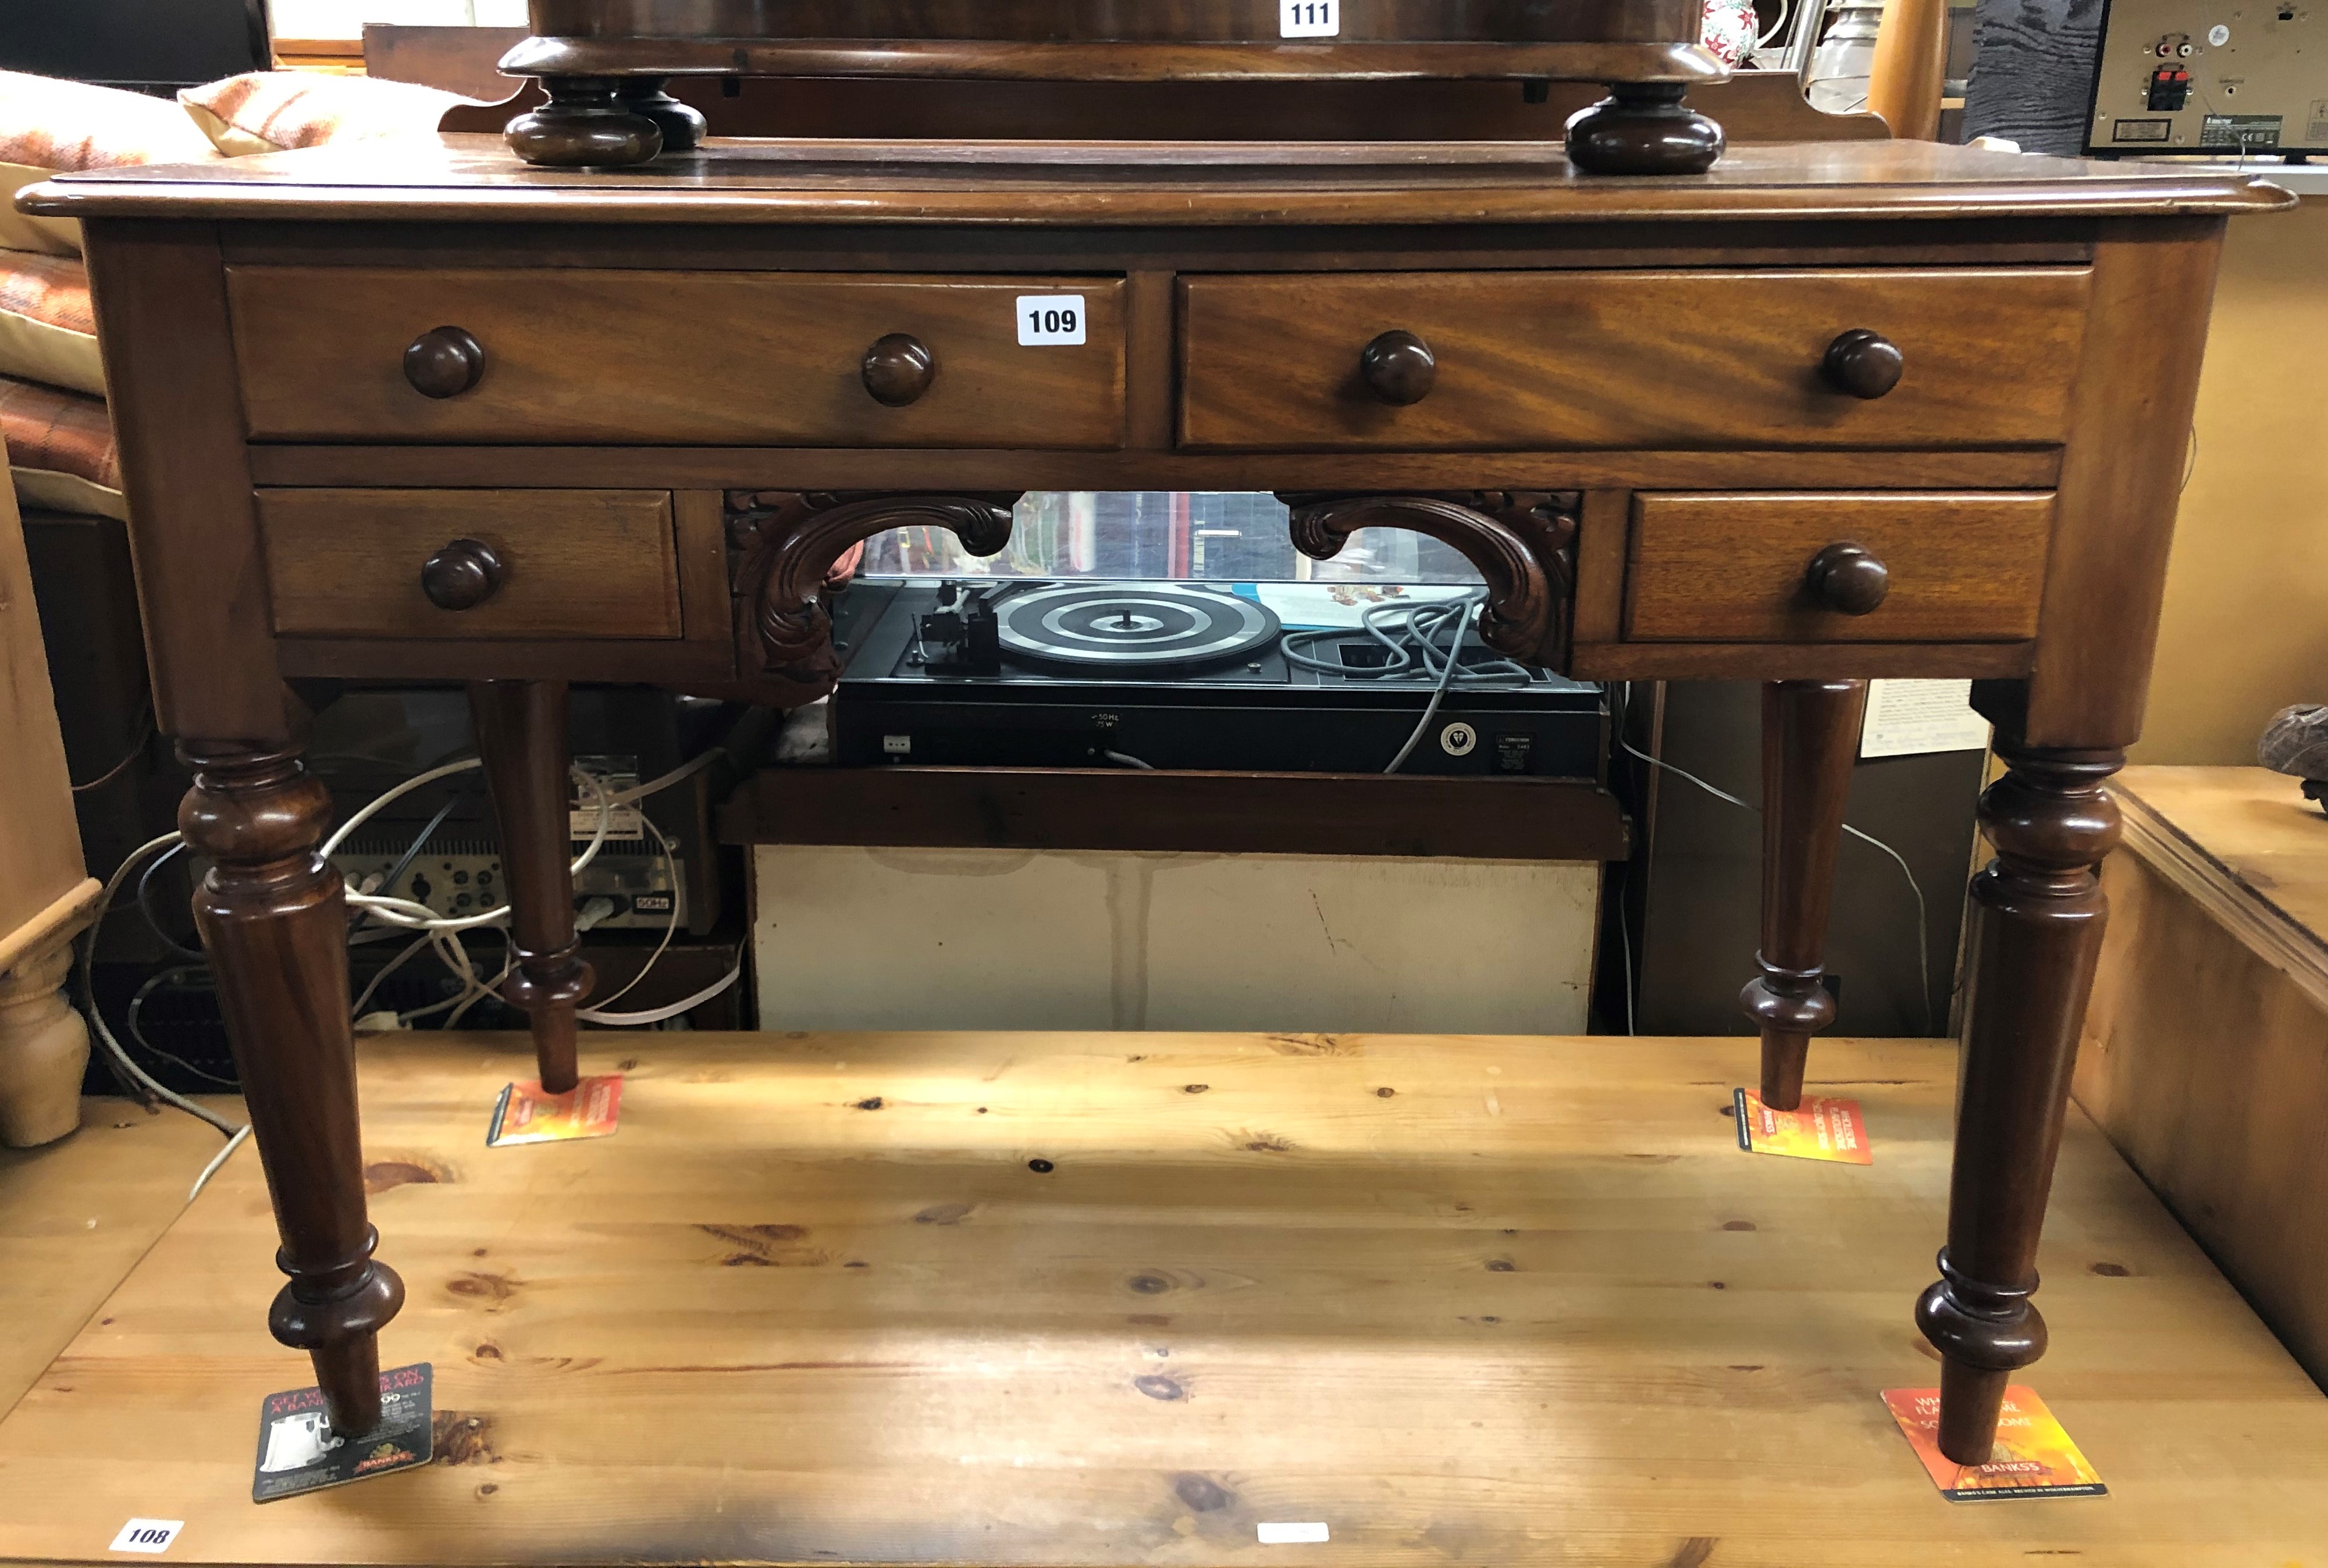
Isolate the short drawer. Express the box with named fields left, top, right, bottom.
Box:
left=1178, top=268, right=2089, bottom=451
left=1625, top=492, right=2053, bottom=643
left=229, top=268, right=1127, bottom=448
left=258, top=489, right=682, bottom=640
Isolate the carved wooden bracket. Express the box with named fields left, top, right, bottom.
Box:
left=730, top=490, right=1020, bottom=697
left=1275, top=491, right=1581, bottom=669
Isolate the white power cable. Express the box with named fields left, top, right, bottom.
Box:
left=1613, top=712, right=1935, bottom=1036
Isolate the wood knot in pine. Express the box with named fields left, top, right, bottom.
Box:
left=854, top=1096, right=884, bottom=1110
left=1722, top=1219, right=1757, bottom=1231
left=913, top=1202, right=973, bottom=1225
left=429, top=1410, right=499, bottom=1466
left=445, top=1271, right=517, bottom=1307
left=364, top=1158, right=449, bottom=1193
left=2090, top=1261, right=2132, bottom=1277
left=1485, top=1257, right=1517, bottom=1273
left=1134, top=1374, right=1186, bottom=1402
left=1238, top=1131, right=1296, bottom=1153
left=1172, top=1473, right=1233, bottom=1512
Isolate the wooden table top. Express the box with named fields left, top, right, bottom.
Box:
left=1, top=1031, right=2322, bottom=1565
left=22, top=135, right=2296, bottom=227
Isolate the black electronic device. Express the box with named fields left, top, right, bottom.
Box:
left=829, top=579, right=1607, bottom=778
left=0, top=0, right=270, bottom=92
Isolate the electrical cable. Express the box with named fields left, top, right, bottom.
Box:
left=366, top=780, right=473, bottom=912
left=1609, top=686, right=1935, bottom=1036
left=70, top=704, right=152, bottom=793
left=188, top=1125, right=251, bottom=1202
left=75, top=832, right=241, bottom=1139
left=1281, top=590, right=1530, bottom=774
left=134, top=843, right=207, bottom=961
left=126, top=965, right=238, bottom=1089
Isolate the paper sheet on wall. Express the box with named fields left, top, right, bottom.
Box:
left=1859, top=679, right=1992, bottom=759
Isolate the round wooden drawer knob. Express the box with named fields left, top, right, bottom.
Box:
left=1806, top=543, right=1890, bottom=615
left=404, top=326, right=485, bottom=399
left=862, top=333, right=935, bottom=407
left=421, top=538, right=507, bottom=611
left=1360, top=330, right=1437, bottom=407
left=1821, top=329, right=1905, bottom=400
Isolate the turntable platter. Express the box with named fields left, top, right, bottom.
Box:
left=994, top=584, right=1281, bottom=671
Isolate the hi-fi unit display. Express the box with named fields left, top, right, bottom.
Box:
left=827, top=579, right=1607, bottom=778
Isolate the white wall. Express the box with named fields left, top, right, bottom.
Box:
left=270, top=0, right=527, bottom=40
left=752, top=847, right=1600, bottom=1035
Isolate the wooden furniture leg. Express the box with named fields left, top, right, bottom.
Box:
left=470, top=680, right=592, bottom=1093
left=180, top=742, right=403, bottom=1437
left=1917, top=740, right=2123, bottom=1464
left=1741, top=679, right=1868, bottom=1111
left=505, top=76, right=663, bottom=169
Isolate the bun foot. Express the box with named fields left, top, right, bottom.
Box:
left=1564, top=83, right=1725, bottom=176
left=618, top=79, right=707, bottom=153
left=507, top=76, right=663, bottom=169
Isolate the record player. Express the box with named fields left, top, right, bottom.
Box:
left=826, top=578, right=1607, bottom=778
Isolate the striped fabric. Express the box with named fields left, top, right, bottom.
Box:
left=0, top=68, right=222, bottom=172
left=0, top=375, right=118, bottom=491
left=0, top=253, right=92, bottom=338
left=178, top=72, right=472, bottom=156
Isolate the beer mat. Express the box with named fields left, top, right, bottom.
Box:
left=1733, top=1086, right=1873, bottom=1164
left=252, top=1363, right=432, bottom=1503
left=1883, top=1386, right=2107, bottom=1501
left=487, top=1073, right=623, bottom=1146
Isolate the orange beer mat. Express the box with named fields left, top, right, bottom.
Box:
left=487, top=1074, right=624, bottom=1147
left=1732, top=1087, right=1873, bottom=1164
left=1884, top=1387, right=2108, bottom=1501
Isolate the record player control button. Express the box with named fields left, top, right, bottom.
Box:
left=1361, top=330, right=1437, bottom=406
left=862, top=333, right=936, bottom=407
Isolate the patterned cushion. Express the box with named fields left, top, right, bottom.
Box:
left=0, top=375, right=123, bottom=521
left=0, top=253, right=99, bottom=395
left=179, top=72, right=474, bottom=157
left=0, top=69, right=222, bottom=256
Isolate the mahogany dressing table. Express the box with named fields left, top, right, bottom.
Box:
left=23, top=98, right=2286, bottom=1473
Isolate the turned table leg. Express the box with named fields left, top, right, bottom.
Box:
left=470, top=680, right=592, bottom=1093
left=1917, top=741, right=2123, bottom=1463
left=1740, top=679, right=1868, bottom=1111
left=180, top=742, right=403, bottom=1437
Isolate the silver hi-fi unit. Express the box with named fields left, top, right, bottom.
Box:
left=2087, top=0, right=2327, bottom=157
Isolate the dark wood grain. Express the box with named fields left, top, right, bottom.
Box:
left=1743, top=680, right=1869, bottom=1111
left=1917, top=740, right=2124, bottom=1463
left=179, top=742, right=403, bottom=1436
left=1624, top=493, right=2054, bottom=644
left=243, top=444, right=2068, bottom=495
left=519, top=0, right=1704, bottom=46
left=24, top=138, right=2291, bottom=229
left=79, top=222, right=282, bottom=744
left=2014, top=220, right=2229, bottom=751
left=417, top=47, right=1888, bottom=147
left=257, top=489, right=681, bottom=640
left=229, top=268, right=1128, bottom=448
left=1179, top=269, right=2092, bottom=451
left=471, top=680, right=592, bottom=1095
left=718, top=768, right=1632, bottom=861
left=1279, top=491, right=1577, bottom=667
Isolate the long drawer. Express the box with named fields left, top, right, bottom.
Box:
left=1625, top=491, right=2055, bottom=643
left=228, top=269, right=1127, bottom=447
left=1178, top=268, right=2091, bottom=451
left=258, top=488, right=682, bottom=640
